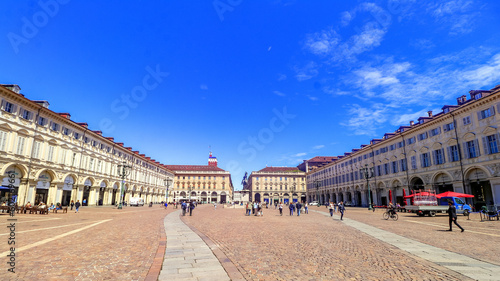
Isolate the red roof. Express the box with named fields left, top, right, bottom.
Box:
left=258, top=167, right=301, bottom=173
left=165, top=165, right=226, bottom=172
left=306, top=156, right=337, bottom=163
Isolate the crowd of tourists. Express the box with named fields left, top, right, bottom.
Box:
left=243, top=200, right=346, bottom=219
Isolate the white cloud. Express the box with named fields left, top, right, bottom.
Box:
left=277, top=74, right=287, bottom=81
left=307, top=95, right=318, bottom=101
left=340, top=103, right=389, bottom=136
left=294, top=152, right=307, bottom=157
left=294, top=61, right=318, bottom=81
left=460, top=54, right=500, bottom=86
left=427, top=0, right=479, bottom=35
left=200, top=84, right=208, bottom=90
left=313, top=145, right=324, bottom=150
left=305, top=29, right=339, bottom=55
left=273, top=90, right=286, bottom=97
left=268, top=46, right=272, bottom=51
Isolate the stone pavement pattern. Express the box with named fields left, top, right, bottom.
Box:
left=183, top=205, right=500, bottom=281
left=0, top=205, right=174, bottom=281
left=159, top=209, right=230, bottom=281
left=313, top=209, right=500, bottom=280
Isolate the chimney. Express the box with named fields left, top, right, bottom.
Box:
left=58, top=113, right=71, bottom=119
left=428, top=111, right=433, bottom=117
left=77, top=122, right=88, bottom=128
left=34, top=100, right=50, bottom=109
left=410, top=120, right=414, bottom=126
left=1, top=84, right=21, bottom=94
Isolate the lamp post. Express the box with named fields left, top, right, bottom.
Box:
left=292, top=182, right=296, bottom=203
left=188, top=185, right=193, bottom=202
left=313, top=179, right=321, bottom=204
left=117, top=162, right=131, bottom=209
left=164, top=178, right=172, bottom=203
left=361, top=164, right=374, bottom=210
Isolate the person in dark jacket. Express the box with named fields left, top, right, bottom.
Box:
left=75, top=200, right=81, bottom=213
left=338, top=201, right=345, bottom=220
left=296, top=202, right=302, bottom=216
left=70, top=200, right=75, bottom=210
left=447, top=201, right=464, bottom=232
left=189, top=201, right=195, bottom=216
left=289, top=202, right=295, bottom=216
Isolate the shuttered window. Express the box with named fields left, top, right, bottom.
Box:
left=482, top=134, right=500, bottom=155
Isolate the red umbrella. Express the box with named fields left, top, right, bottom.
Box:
left=437, top=191, right=474, bottom=198
left=389, top=190, right=393, bottom=203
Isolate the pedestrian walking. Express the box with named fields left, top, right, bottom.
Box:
left=189, top=201, right=195, bottom=216
left=328, top=202, right=334, bottom=217
left=164, top=202, right=168, bottom=209
left=70, top=200, right=75, bottom=210
left=289, top=202, right=295, bottom=216
left=275, top=202, right=278, bottom=209
left=75, top=200, right=81, bottom=213
left=334, top=202, right=338, bottom=213
left=305, top=202, right=309, bottom=214
left=296, top=202, right=302, bottom=216
left=279, top=202, right=283, bottom=216
left=258, top=202, right=263, bottom=216
left=338, top=201, right=345, bottom=220
left=447, top=201, right=464, bottom=232
left=214, top=202, right=217, bottom=210
left=181, top=201, right=187, bottom=216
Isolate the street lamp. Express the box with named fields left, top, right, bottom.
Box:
left=188, top=185, right=193, bottom=202
left=117, top=162, right=131, bottom=209
left=361, top=164, right=374, bottom=210
left=292, top=182, right=296, bottom=203
left=164, top=178, right=172, bottom=203
left=313, top=180, right=321, bottom=204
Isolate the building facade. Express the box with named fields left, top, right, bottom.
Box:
left=307, top=84, right=500, bottom=211
left=0, top=84, right=174, bottom=206
left=165, top=152, right=233, bottom=203
left=246, top=167, right=306, bottom=204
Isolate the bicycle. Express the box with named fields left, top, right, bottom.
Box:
left=383, top=210, right=398, bottom=221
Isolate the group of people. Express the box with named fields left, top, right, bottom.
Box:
left=181, top=201, right=196, bottom=216
left=327, top=201, right=346, bottom=220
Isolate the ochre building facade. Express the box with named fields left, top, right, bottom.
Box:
left=246, top=167, right=306, bottom=204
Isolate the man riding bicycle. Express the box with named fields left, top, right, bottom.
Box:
left=387, top=203, right=396, bottom=216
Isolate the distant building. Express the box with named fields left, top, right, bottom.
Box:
left=165, top=152, right=233, bottom=203
left=246, top=166, right=306, bottom=204
left=298, top=156, right=337, bottom=172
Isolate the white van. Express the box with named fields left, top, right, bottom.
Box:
left=129, top=197, right=144, bottom=207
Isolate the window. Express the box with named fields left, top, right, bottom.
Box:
left=375, top=150, right=380, bottom=156
left=447, top=145, right=460, bottom=162
left=432, top=149, right=445, bottom=165
left=417, top=132, right=428, bottom=141
left=389, top=144, right=396, bottom=151
left=407, top=137, right=416, bottom=145
left=50, top=122, right=60, bottom=132
left=376, top=166, right=382, bottom=177
left=59, top=148, right=67, bottom=164
left=37, top=116, right=47, bottom=126
left=33, top=141, right=42, bottom=159
left=464, top=140, right=480, bottom=158
left=0, top=131, right=8, bottom=151
left=421, top=153, right=431, bottom=168
left=463, top=116, right=471, bottom=125
left=410, top=156, right=417, bottom=170
left=391, top=161, right=398, bottom=173
left=384, top=163, right=389, bottom=175
left=397, top=141, right=405, bottom=148
left=478, top=108, right=494, bottom=119
left=399, top=159, right=407, bottom=172
left=47, top=145, right=55, bottom=162
left=429, top=127, right=441, bottom=137
left=483, top=134, right=500, bottom=154
left=62, top=127, right=71, bottom=136
left=443, top=122, right=455, bottom=132
left=2, top=101, right=16, bottom=113
left=21, top=109, right=32, bottom=120
left=16, top=136, right=26, bottom=155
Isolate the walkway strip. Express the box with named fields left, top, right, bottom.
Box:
left=0, top=219, right=111, bottom=256
left=315, top=210, right=500, bottom=281
left=158, top=210, right=230, bottom=281
left=0, top=221, right=104, bottom=236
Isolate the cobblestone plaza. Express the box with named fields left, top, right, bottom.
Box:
left=2, top=204, right=499, bottom=280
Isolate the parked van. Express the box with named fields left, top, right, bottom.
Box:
left=129, top=197, right=144, bottom=207
left=438, top=197, right=472, bottom=216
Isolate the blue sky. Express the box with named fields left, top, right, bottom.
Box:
left=2, top=0, right=500, bottom=190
